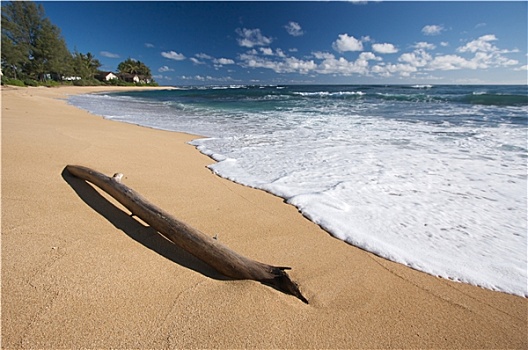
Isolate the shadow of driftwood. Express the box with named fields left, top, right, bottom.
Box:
left=61, top=168, right=227, bottom=281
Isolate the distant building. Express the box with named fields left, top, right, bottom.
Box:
left=96, top=71, right=118, bottom=81
left=119, top=73, right=151, bottom=84
left=62, top=76, right=81, bottom=81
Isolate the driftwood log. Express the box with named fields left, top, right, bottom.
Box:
left=66, top=165, right=307, bottom=303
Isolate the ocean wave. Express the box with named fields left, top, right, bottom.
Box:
left=375, top=91, right=528, bottom=107
left=293, top=91, right=366, bottom=98
left=411, top=84, right=433, bottom=89
left=375, top=92, right=442, bottom=103
left=459, top=93, right=528, bottom=106
left=211, top=85, right=248, bottom=90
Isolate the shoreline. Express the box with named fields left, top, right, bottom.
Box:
left=2, top=85, right=526, bottom=348
left=68, top=84, right=527, bottom=298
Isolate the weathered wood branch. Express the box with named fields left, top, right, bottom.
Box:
left=66, top=165, right=308, bottom=303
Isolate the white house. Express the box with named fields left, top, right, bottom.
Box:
left=96, top=72, right=118, bottom=81
left=120, top=73, right=151, bottom=84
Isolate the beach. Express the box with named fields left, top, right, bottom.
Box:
left=2, top=85, right=526, bottom=348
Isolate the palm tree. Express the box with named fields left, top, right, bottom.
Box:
left=136, top=61, right=151, bottom=77
left=117, top=58, right=140, bottom=75
left=73, top=51, right=101, bottom=79
left=84, top=52, right=100, bottom=76
left=117, top=58, right=152, bottom=83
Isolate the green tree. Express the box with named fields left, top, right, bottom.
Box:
left=32, top=18, right=73, bottom=80
left=136, top=61, right=151, bottom=77
left=1, top=1, right=42, bottom=79
left=0, top=34, right=25, bottom=79
left=72, top=51, right=101, bottom=80
left=117, top=58, right=140, bottom=75
left=1, top=1, right=72, bottom=81
left=117, top=58, right=152, bottom=80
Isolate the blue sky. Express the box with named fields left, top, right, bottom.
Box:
left=38, top=1, right=527, bottom=85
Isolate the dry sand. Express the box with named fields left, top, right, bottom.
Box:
left=2, top=85, right=526, bottom=349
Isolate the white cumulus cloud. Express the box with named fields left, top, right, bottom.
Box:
left=284, top=56, right=317, bottom=73
left=429, top=55, right=474, bottom=70
left=372, top=43, right=398, bottom=54
left=258, top=47, right=287, bottom=57
left=158, top=65, right=174, bottom=72
left=161, top=51, right=186, bottom=61
left=236, top=28, right=272, bottom=48
left=358, top=52, right=382, bottom=61
left=260, top=47, right=274, bottom=56
left=238, top=52, right=316, bottom=74
left=231, top=28, right=521, bottom=81
left=457, top=34, right=498, bottom=53
left=100, top=51, right=120, bottom=58
left=285, top=21, right=304, bottom=37
left=214, top=58, right=235, bottom=65
left=190, top=57, right=205, bottom=65
left=399, top=50, right=432, bottom=67
left=317, top=55, right=371, bottom=76
left=181, top=75, right=234, bottom=82
left=332, top=34, right=364, bottom=53
left=422, top=24, right=445, bottom=36
left=313, top=51, right=336, bottom=60
left=414, top=42, right=436, bottom=50
left=372, top=63, right=417, bottom=77
left=196, top=53, right=213, bottom=60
